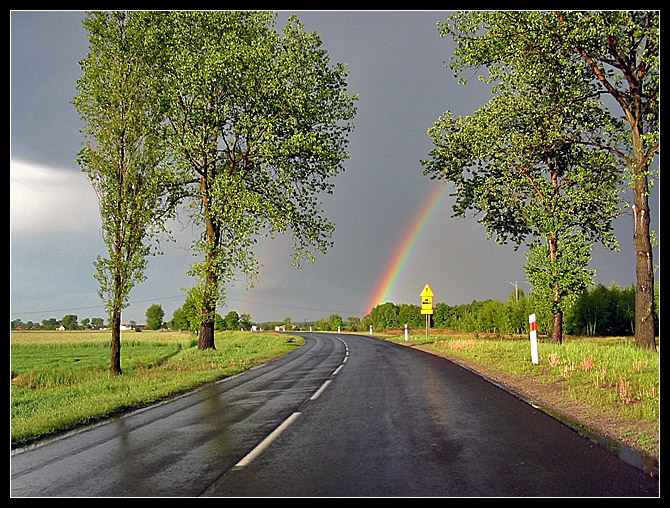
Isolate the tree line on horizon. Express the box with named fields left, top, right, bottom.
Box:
left=362, top=283, right=659, bottom=338
left=10, top=281, right=658, bottom=337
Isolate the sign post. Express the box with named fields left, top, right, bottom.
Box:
left=420, top=284, right=434, bottom=339
left=529, top=313, right=539, bottom=364
left=404, top=323, right=409, bottom=341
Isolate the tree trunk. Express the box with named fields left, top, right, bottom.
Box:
left=199, top=321, right=215, bottom=350
left=197, top=253, right=217, bottom=350
left=547, top=236, right=563, bottom=344
left=110, top=309, right=122, bottom=376
left=633, top=181, right=656, bottom=350
left=628, top=103, right=657, bottom=350
left=197, top=172, right=218, bottom=351
left=552, top=310, right=563, bottom=345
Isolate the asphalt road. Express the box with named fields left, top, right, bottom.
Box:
left=11, top=333, right=658, bottom=497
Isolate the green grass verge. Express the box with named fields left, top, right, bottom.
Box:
left=10, top=330, right=303, bottom=447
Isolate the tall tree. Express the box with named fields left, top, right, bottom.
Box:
left=553, top=11, right=658, bottom=349
left=74, top=12, right=179, bottom=374
left=151, top=11, right=356, bottom=349
left=423, top=11, right=621, bottom=343
left=433, top=11, right=658, bottom=347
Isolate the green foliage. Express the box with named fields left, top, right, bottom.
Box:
left=239, top=313, right=253, bottom=331
left=145, top=304, right=165, bottom=330
left=346, top=316, right=363, bottom=332
left=524, top=232, right=595, bottom=317
left=223, top=311, right=240, bottom=331
left=565, top=283, right=658, bottom=337
left=143, top=11, right=357, bottom=341
left=168, top=306, right=191, bottom=332
left=316, top=314, right=344, bottom=331
left=433, top=294, right=534, bottom=335
left=364, top=302, right=422, bottom=331
left=61, top=315, right=79, bottom=331
left=74, top=12, right=179, bottom=321
left=365, top=282, right=654, bottom=339
left=73, top=11, right=356, bottom=349
left=425, top=12, right=621, bottom=249
left=422, top=11, right=633, bottom=342
left=431, top=10, right=658, bottom=348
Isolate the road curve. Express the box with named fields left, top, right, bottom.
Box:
left=206, top=333, right=658, bottom=496
left=11, top=333, right=658, bottom=497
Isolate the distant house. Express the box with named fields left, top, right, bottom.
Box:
left=120, top=324, right=132, bottom=331
left=56, top=325, right=66, bottom=331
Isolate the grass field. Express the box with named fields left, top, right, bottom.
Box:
left=10, top=329, right=303, bottom=447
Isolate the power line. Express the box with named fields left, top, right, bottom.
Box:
left=10, top=294, right=185, bottom=317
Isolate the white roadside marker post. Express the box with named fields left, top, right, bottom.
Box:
left=529, top=313, right=539, bottom=364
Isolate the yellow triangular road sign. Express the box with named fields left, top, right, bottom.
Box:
left=420, top=284, right=434, bottom=298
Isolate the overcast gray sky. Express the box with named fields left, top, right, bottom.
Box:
left=10, top=10, right=657, bottom=325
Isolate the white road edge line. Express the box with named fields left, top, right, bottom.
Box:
left=233, top=411, right=301, bottom=469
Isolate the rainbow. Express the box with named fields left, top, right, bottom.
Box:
left=366, top=182, right=450, bottom=314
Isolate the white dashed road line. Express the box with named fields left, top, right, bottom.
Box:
left=232, top=335, right=349, bottom=469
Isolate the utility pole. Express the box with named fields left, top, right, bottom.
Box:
left=507, top=281, right=519, bottom=303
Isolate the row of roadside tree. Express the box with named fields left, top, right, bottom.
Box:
left=70, top=12, right=658, bottom=379
left=362, top=283, right=659, bottom=337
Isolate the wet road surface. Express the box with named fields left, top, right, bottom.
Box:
left=11, top=333, right=658, bottom=497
